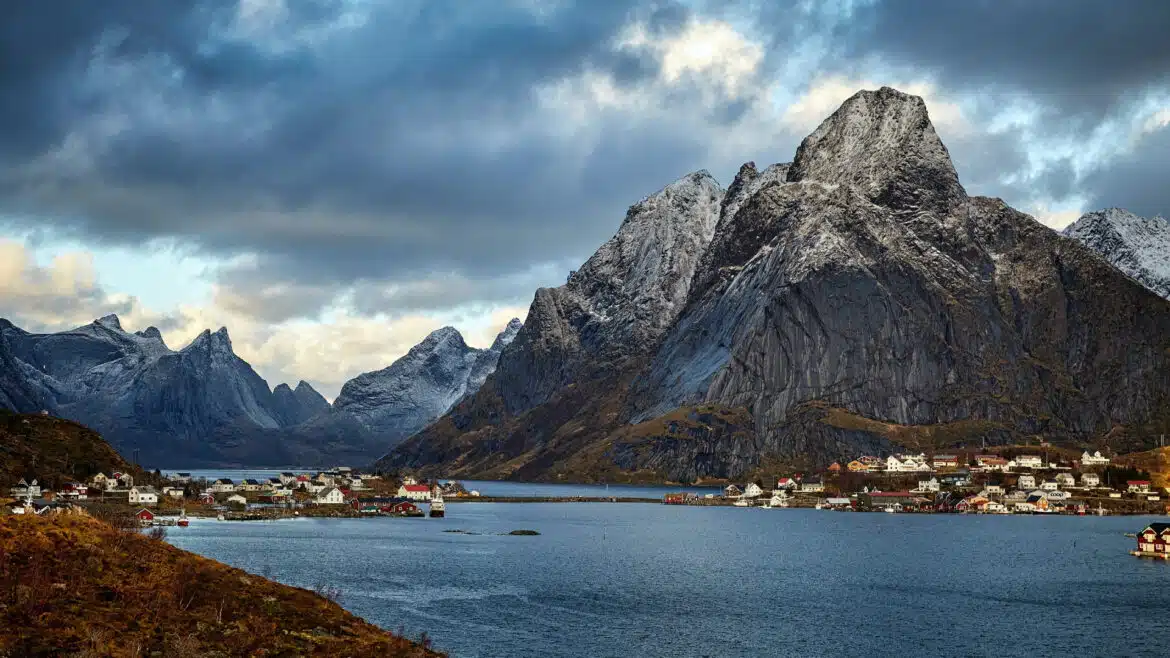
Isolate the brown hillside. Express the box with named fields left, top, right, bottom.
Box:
left=0, top=515, right=442, bottom=657
left=0, top=411, right=137, bottom=491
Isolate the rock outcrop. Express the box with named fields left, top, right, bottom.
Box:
left=381, top=87, right=1170, bottom=482
left=1063, top=208, right=1170, bottom=299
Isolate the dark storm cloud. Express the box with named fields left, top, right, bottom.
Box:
left=1084, top=125, right=1170, bottom=219
left=1, top=0, right=738, bottom=302
left=4, top=0, right=1170, bottom=322
left=837, top=0, right=1170, bottom=120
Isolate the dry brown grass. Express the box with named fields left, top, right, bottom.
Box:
left=0, top=515, right=444, bottom=657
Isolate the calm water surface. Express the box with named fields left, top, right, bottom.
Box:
left=167, top=502, right=1170, bottom=658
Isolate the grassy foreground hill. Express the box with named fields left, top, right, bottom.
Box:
left=0, top=514, right=442, bottom=657
left=0, top=410, right=138, bottom=491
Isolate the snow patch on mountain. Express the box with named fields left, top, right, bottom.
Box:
left=331, top=320, right=522, bottom=443
left=1063, top=208, right=1170, bottom=299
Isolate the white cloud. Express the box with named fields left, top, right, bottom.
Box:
left=782, top=75, right=969, bottom=137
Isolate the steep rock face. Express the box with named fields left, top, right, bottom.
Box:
left=383, top=86, right=1170, bottom=482
left=330, top=321, right=521, bottom=447
left=491, top=170, right=724, bottom=414
left=1062, top=208, right=1170, bottom=299
left=271, top=381, right=330, bottom=426
left=382, top=171, right=725, bottom=476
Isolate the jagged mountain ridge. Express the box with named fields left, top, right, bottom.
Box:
left=1062, top=208, right=1170, bottom=299
left=326, top=319, right=522, bottom=448
left=382, top=86, right=1170, bottom=482
left=0, top=314, right=520, bottom=466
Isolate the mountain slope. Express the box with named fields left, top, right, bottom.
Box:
left=327, top=320, right=522, bottom=448
left=0, top=411, right=138, bottom=491
left=0, top=516, right=441, bottom=657
left=1062, top=208, right=1170, bottom=299
left=382, top=87, right=1170, bottom=482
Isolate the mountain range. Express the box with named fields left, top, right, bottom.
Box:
left=4, top=87, right=1170, bottom=480
left=0, top=313, right=520, bottom=467
left=379, top=86, right=1170, bottom=483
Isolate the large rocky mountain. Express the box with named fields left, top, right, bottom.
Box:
left=326, top=320, right=522, bottom=447
left=1062, top=208, right=1170, bottom=299
left=382, top=86, right=1170, bottom=483
left=0, top=315, right=518, bottom=467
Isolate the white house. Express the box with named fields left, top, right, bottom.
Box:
left=984, top=501, right=1008, bottom=514
left=403, top=475, right=418, bottom=486
left=306, top=483, right=326, bottom=494
left=162, top=486, right=185, bottom=499
left=1016, top=455, right=1043, bottom=469
left=226, top=493, right=248, bottom=506
left=1039, top=481, right=1059, bottom=492
left=398, top=484, right=433, bottom=501
left=211, top=478, right=236, bottom=493
left=172, top=472, right=192, bottom=484
left=742, top=483, right=764, bottom=499
left=915, top=478, right=940, bottom=493
left=91, top=473, right=110, bottom=490
left=775, top=478, right=798, bottom=490
left=237, top=479, right=262, bottom=492
left=9, top=478, right=41, bottom=499
left=1128, top=481, right=1152, bottom=494
left=128, top=486, right=159, bottom=506
left=114, top=473, right=134, bottom=488
left=982, top=484, right=1004, bottom=497
left=278, top=472, right=298, bottom=485
left=1081, top=451, right=1110, bottom=466
left=1080, top=473, right=1100, bottom=488
left=315, top=487, right=346, bottom=505
left=801, top=478, right=825, bottom=493
left=1054, top=473, right=1076, bottom=487
left=1017, top=475, right=1037, bottom=490
left=348, top=476, right=369, bottom=490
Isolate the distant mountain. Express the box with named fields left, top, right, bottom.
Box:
left=271, top=381, right=329, bottom=426
left=382, top=86, right=1170, bottom=483
left=0, top=314, right=525, bottom=467
left=327, top=320, right=522, bottom=448
left=1062, top=208, right=1170, bottom=299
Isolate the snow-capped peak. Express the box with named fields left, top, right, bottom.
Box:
left=788, top=86, right=965, bottom=212
left=1063, top=208, right=1170, bottom=299
left=490, top=318, right=524, bottom=351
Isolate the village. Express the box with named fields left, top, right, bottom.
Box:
left=668, top=450, right=1170, bottom=516
left=5, top=467, right=460, bottom=524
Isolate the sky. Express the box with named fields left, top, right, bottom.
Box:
left=2, top=0, right=1169, bottom=399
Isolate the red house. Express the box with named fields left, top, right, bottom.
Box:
left=388, top=501, right=421, bottom=516
left=1135, top=523, right=1170, bottom=557
left=136, top=509, right=155, bottom=526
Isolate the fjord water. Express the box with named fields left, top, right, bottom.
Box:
left=168, top=505, right=1170, bottom=658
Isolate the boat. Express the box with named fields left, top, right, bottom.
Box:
left=177, top=509, right=189, bottom=527
left=429, top=495, right=445, bottom=518
left=733, top=498, right=751, bottom=507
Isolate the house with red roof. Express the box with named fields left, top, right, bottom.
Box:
left=397, top=483, right=433, bottom=501
left=1128, top=481, right=1152, bottom=494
